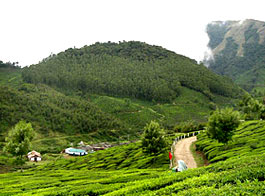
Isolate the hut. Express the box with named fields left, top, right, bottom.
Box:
left=27, top=151, right=42, bottom=162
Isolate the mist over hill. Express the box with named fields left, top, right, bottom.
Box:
left=205, top=19, right=265, bottom=93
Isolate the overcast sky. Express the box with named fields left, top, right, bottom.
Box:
left=0, top=0, right=264, bottom=67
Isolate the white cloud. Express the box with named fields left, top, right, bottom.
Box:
left=0, top=0, right=264, bottom=67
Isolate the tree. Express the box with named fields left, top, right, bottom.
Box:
left=207, top=108, right=240, bottom=144
left=238, top=95, right=265, bottom=120
left=141, top=121, right=167, bottom=154
left=3, top=121, right=35, bottom=167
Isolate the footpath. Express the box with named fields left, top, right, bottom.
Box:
left=173, top=136, right=197, bottom=168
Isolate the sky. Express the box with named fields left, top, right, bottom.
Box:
left=0, top=0, right=264, bottom=67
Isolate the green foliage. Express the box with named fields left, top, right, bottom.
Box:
left=1, top=119, right=265, bottom=195
left=89, top=87, right=225, bottom=131
left=22, top=41, right=242, bottom=102
left=0, top=84, right=122, bottom=136
left=238, top=95, right=265, bottom=120
left=141, top=121, right=167, bottom=155
left=197, top=120, right=265, bottom=163
left=37, top=142, right=170, bottom=171
left=0, top=67, right=23, bottom=88
left=207, top=108, right=240, bottom=144
left=174, top=120, right=206, bottom=133
left=0, top=153, right=264, bottom=195
left=3, top=121, right=34, bottom=164
left=0, top=60, right=20, bottom=69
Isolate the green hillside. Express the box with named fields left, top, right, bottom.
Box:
left=22, top=41, right=243, bottom=102
left=196, top=120, right=265, bottom=163
left=0, top=61, right=237, bottom=155
left=206, top=19, right=265, bottom=93
left=88, top=87, right=233, bottom=130
left=0, top=41, right=245, bottom=154
left=1, top=101, right=265, bottom=195
left=0, top=84, right=124, bottom=152
left=0, top=64, right=22, bottom=88
left=16, top=41, right=245, bottom=132
left=0, top=147, right=264, bottom=195
left=37, top=141, right=171, bottom=171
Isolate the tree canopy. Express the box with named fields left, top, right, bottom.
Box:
left=0, top=84, right=122, bottom=135
left=141, top=121, right=167, bottom=155
left=22, top=41, right=242, bottom=103
left=207, top=108, right=240, bottom=144
left=4, top=121, right=35, bottom=163
left=238, top=95, right=265, bottom=120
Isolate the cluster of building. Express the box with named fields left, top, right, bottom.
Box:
left=27, top=141, right=115, bottom=162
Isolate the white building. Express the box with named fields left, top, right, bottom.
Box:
left=27, top=151, right=42, bottom=162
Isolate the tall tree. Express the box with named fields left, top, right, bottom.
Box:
left=141, top=121, right=167, bottom=155
left=3, top=121, right=35, bottom=168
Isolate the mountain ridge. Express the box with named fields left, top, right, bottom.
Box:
left=205, top=19, right=265, bottom=93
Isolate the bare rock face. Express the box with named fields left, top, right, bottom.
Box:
left=207, top=19, right=265, bottom=57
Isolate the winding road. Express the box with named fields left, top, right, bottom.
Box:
left=174, top=136, right=197, bottom=168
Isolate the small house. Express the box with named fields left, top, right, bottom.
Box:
left=27, top=151, right=41, bottom=162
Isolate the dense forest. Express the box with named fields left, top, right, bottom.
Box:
left=206, top=19, right=265, bottom=92
left=0, top=84, right=122, bottom=136
left=22, top=41, right=243, bottom=102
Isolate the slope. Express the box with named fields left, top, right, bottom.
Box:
left=1, top=120, right=265, bottom=195
left=0, top=84, right=124, bottom=153
left=0, top=60, right=237, bottom=155
left=0, top=64, right=22, bottom=88
left=22, top=41, right=243, bottom=102
left=0, top=146, right=264, bottom=195
left=196, top=120, right=265, bottom=163
left=206, top=19, right=265, bottom=93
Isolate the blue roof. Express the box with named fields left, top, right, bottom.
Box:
left=68, top=148, right=86, bottom=153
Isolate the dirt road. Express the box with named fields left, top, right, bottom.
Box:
left=174, top=136, right=197, bottom=168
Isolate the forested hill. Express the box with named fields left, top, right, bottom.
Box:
left=22, top=41, right=243, bottom=102
left=205, top=19, right=265, bottom=93
left=0, top=84, right=122, bottom=136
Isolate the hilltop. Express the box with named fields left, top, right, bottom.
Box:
left=23, top=41, right=243, bottom=102
left=205, top=19, right=265, bottom=93
left=0, top=42, right=245, bottom=154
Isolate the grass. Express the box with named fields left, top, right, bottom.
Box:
left=190, top=141, right=208, bottom=167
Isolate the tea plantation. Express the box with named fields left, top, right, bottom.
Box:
left=0, top=154, right=264, bottom=195
left=196, top=120, right=265, bottom=163
left=37, top=142, right=171, bottom=171
left=0, top=120, right=265, bottom=195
